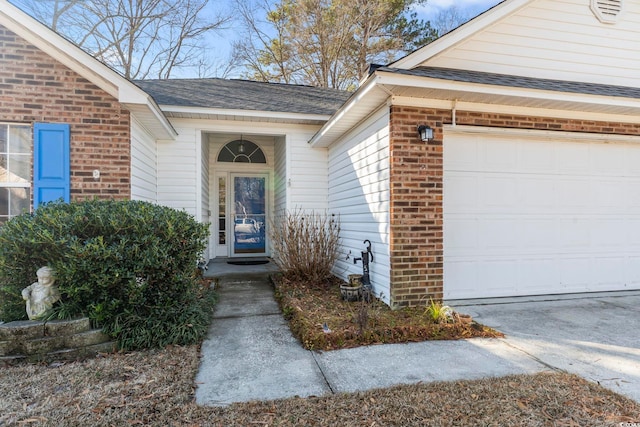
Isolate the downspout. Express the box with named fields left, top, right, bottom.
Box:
left=452, top=99, right=458, bottom=126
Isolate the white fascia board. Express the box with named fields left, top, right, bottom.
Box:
left=390, top=0, right=531, bottom=70
left=377, top=72, right=640, bottom=111
left=392, top=96, right=640, bottom=124
left=308, top=76, right=383, bottom=147
left=160, top=105, right=332, bottom=123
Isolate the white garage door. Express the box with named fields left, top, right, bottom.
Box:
left=444, top=129, right=640, bottom=300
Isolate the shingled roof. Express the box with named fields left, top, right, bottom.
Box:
left=378, top=66, right=640, bottom=99
left=134, top=78, right=351, bottom=115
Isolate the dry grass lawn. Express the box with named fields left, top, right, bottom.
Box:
left=1, top=345, right=639, bottom=426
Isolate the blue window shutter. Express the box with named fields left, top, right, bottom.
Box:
left=33, top=123, right=70, bottom=208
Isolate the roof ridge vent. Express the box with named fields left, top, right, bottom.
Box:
left=591, top=0, right=623, bottom=24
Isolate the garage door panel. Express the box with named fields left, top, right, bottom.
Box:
left=625, top=257, right=640, bottom=285
left=624, top=148, right=640, bottom=176
left=518, top=258, right=557, bottom=293
left=626, top=182, right=640, bottom=210
left=479, top=218, right=519, bottom=251
left=557, top=178, right=591, bottom=211
left=482, top=176, right=518, bottom=209
left=559, top=257, right=592, bottom=291
left=484, top=140, right=518, bottom=172
left=591, top=257, right=626, bottom=289
left=481, top=259, right=519, bottom=295
left=591, top=144, right=627, bottom=175
left=520, top=177, right=555, bottom=210
left=558, top=218, right=591, bottom=248
left=518, top=141, right=555, bottom=172
left=444, top=138, right=479, bottom=171
left=444, top=174, right=478, bottom=211
left=444, top=217, right=478, bottom=253
left=628, top=221, right=640, bottom=247
left=444, top=131, right=640, bottom=300
left=591, top=218, right=627, bottom=248
left=520, top=218, right=556, bottom=249
left=557, top=143, right=590, bottom=173
left=594, top=179, right=627, bottom=210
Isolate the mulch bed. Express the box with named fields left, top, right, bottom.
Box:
left=273, top=276, right=502, bottom=350
left=1, top=345, right=639, bottom=426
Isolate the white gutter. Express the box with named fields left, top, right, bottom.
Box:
left=308, top=75, right=380, bottom=147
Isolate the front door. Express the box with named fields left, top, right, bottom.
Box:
left=231, top=174, right=267, bottom=256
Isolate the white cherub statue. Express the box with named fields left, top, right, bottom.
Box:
left=21, top=266, right=61, bottom=320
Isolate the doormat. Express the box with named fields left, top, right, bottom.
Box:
left=227, top=260, right=270, bottom=266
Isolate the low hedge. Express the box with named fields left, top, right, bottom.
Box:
left=0, top=199, right=214, bottom=350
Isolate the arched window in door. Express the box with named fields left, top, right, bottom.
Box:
left=217, top=139, right=266, bottom=163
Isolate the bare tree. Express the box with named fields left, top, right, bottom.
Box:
left=11, top=0, right=230, bottom=79
left=433, top=5, right=471, bottom=36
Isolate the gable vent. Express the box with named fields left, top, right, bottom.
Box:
left=591, top=0, right=623, bottom=23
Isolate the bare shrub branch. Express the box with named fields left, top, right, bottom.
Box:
left=270, top=210, right=341, bottom=285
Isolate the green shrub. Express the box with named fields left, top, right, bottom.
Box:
left=0, top=199, right=214, bottom=350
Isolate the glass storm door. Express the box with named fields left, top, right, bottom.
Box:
left=232, top=175, right=267, bottom=256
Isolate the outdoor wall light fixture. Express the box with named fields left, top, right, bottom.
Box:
left=417, top=125, right=434, bottom=142
left=238, top=134, right=245, bottom=153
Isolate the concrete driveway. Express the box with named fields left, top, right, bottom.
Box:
left=459, top=292, right=640, bottom=403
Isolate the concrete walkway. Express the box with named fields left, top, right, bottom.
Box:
left=195, top=275, right=546, bottom=406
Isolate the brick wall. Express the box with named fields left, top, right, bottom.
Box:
left=0, top=25, right=131, bottom=202
left=388, top=106, right=640, bottom=307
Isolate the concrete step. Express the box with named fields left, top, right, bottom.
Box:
left=21, top=335, right=66, bottom=355
left=64, top=329, right=112, bottom=348
left=45, top=318, right=91, bottom=336
left=0, top=320, right=45, bottom=341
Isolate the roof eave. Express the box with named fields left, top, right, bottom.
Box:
left=309, top=76, right=389, bottom=148
left=309, top=70, right=640, bottom=147
left=377, top=72, right=640, bottom=110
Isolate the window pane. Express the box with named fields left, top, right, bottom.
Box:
left=250, top=149, right=266, bottom=163
left=9, top=125, right=30, bottom=153
left=218, top=177, right=226, bottom=245
left=0, top=127, right=6, bottom=153
left=0, top=154, right=8, bottom=183
left=9, top=154, right=29, bottom=183
left=0, top=188, right=8, bottom=216
left=9, top=187, right=29, bottom=216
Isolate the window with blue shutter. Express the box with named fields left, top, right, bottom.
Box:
left=33, top=123, right=70, bottom=208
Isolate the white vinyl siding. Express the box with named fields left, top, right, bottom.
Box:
left=274, top=135, right=287, bottom=213
left=130, top=118, right=157, bottom=202
left=157, top=121, right=199, bottom=216
left=444, top=128, right=640, bottom=300
left=328, top=107, right=391, bottom=303
left=425, top=0, right=640, bottom=87
left=201, top=137, right=210, bottom=219
left=287, top=131, right=328, bottom=210
left=200, top=138, right=211, bottom=260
